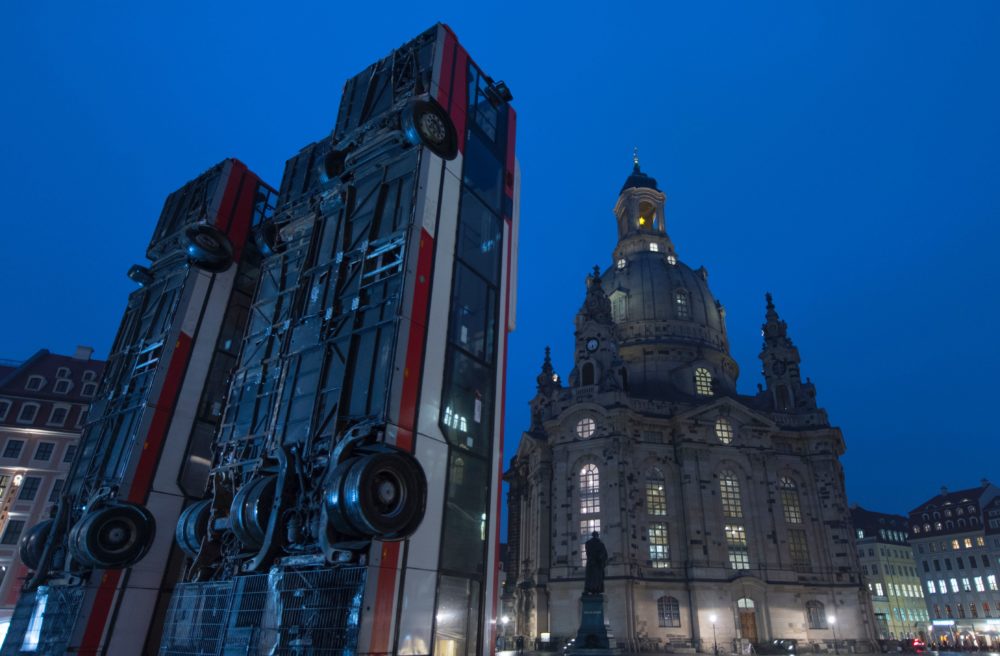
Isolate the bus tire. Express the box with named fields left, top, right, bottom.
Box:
left=184, top=224, right=234, bottom=273
left=175, top=499, right=212, bottom=558
left=340, top=450, right=427, bottom=540
left=401, top=97, right=458, bottom=160
left=19, top=519, right=54, bottom=571
left=230, top=475, right=275, bottom=551
left=68, top=502, right=156, bottom=569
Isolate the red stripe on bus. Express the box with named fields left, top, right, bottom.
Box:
left=78, top=570, right=122, bottom=653
left=370, top=541, right=402, bottom=654
left=505, top=107, right=517, bottom=197
left=213, top=159, right=241, bottom=232
left=127, top=332, right=194, bottom=504
left=450, top=46, right=468, bottom=155
left=396, top=229, right=435, bottom=446
left=227, top=170, right=258, bottom=263
left=491, top=220, right=514, bottom=652
left=437, top=29, right=456, bottom=110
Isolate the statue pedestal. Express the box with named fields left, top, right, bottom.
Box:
left=566, top=593, right=614, bottom=654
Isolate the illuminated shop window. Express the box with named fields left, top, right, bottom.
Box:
left=575, top=417, right=596, bottom=439
left=648, top=523, right=670, bottom=568
left=657, top=596, right=681, bottom=627
left=674, top=290, right=690, bottom=319
left=780, top=477, right=803, bottom=524
left=646, top=469, right=666, bottom=515
left=714, top=418, right=733, bottom=444
left=694, top=368, right=713, bottom=396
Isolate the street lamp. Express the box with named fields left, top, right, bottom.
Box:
left=828, top=616, right=838, bottom=655
left=710, top=614, right=718, bottom=656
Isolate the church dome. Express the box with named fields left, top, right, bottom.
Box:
left=593, top=159, right=740, bottom=397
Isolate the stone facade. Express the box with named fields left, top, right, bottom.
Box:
left=505, top=162, right=877, bottom=652
left=851, top=506, right=929, bottom=640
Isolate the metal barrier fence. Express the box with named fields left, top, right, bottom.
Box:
left=159, top=566, right=366, bottom=656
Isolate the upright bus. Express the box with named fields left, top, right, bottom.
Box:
left=158, top=24, right=519, bottom=656
left=1, top=160, right=276, bottom=655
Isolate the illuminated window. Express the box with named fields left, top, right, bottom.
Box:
left=649, top=523, right=670, bottom=568
left=725, top=524, right=750, bottom=569
left=674, top=290, right=690, bottom=319
left=952, top=539, right=960, bottom=550
left=580, top=464, right=600, bottom=515
left=875, top=583, right=884, bottom=596
left=576, top=417, right=596, bottom=439
left=935, top=522, right=942, bottom=530
left=657, top=596, right=681, bottom=627
left=649, top=243, right=659, bottom=252
left=976, top=576, right=985, bottom=592
left=789, top=529, right=809, bottom=566
left=928, top=580, right=936, bottom=594
left=913, top=525, right=920, bottom=534
left=950, top=578, right=959, bottom=593
left=977, top=537, right=985, bottom=546
left=806, top=601, right=827, bottom=629
left=988, top=574, right=998, bottom=591
left=580, top=518, right=601, bottom=565
left=714, top=418, right=733, bottom=444
left=939, top=579, right=946, bottom=593
left=666, top=254, right=677, bottom=266
left=646, top=469, right=666, bottom=516
left=694, top=368, right=713, bottom=396
left=780, top=477, right=803, bottom=524
left=964, top=538, right=973, bottom=548
left=719, top=471, right=743, bottom=518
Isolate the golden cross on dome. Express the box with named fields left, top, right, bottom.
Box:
left=633, top=147, right=640, bottom=168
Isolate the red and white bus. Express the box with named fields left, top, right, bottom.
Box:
left=158, top=24, right=518, bottom=656
left=2, top=159, right=276, bottom=655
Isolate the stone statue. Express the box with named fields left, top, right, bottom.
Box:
left=583, top=531, right=608, bottom=594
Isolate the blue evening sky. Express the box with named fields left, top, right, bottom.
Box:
left=2, top=3, right=998, bottom=529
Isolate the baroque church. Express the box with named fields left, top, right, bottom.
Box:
left=504, top=160, right=877, bottom=651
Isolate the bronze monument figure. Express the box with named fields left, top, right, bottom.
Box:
left=584, top=531, right=608, bottom=594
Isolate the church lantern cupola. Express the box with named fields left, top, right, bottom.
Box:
left=613, top=150, right=676, bottom=262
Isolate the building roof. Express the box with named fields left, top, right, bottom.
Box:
left=620, top=161, right=659, bottom=194
left=850, top=505, right=910, bottom=544
left=908, top=483, right=992, bottom=516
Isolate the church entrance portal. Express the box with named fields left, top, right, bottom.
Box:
left=737, top=598, right=758, bottom=643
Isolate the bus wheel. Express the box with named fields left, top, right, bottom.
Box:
left=341, top=450, right=427, bottom=540
left=68, top=502, right=156, bottom=569
left=175, top=499, right=212, bottom=558
left=230, top=475, right=275, bottom=551
left=19, top=519, right=54, bottom=571
left=184, top=224, right=234, bottom=272
left=401, top=97, right=458, bottom=160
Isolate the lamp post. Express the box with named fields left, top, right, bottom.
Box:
left=710, top=614, right=718, bottom=656
left=501, top=615, right=510, bottom=650
left=828, top=615, right=838, bottom=655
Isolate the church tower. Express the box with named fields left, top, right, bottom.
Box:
left=506, top=158, right=875, bottom=652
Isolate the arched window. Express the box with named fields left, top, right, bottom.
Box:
left=610, top=291, right=628, bottom=322
left=780, top=477, right=803, bottom=524
left=737, top=598, right=755, bottom=609
left=721, top=471, right=749, bottom=570
left=694, top=368, right=713, bottom=396
left=580, top=464, right=600, bottom=515
left=646, top=468, right=666, bottom=516
left=581, top=363, right=595, bottom=386
left=806, top=601, right=827, bottom=629
left=719, top=471, right=743, bottom=518
left=657, top=596, right=681, bottom=627
left=674, top=290, right=690, bottom=320
left=714, top=418, right=733, bottom=444
left=579, top=464, right=601, bottom=565
left=576, top=417, right=596, bottom=439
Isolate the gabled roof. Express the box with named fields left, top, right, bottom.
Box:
left=909, top=484, right=991, bottom=516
